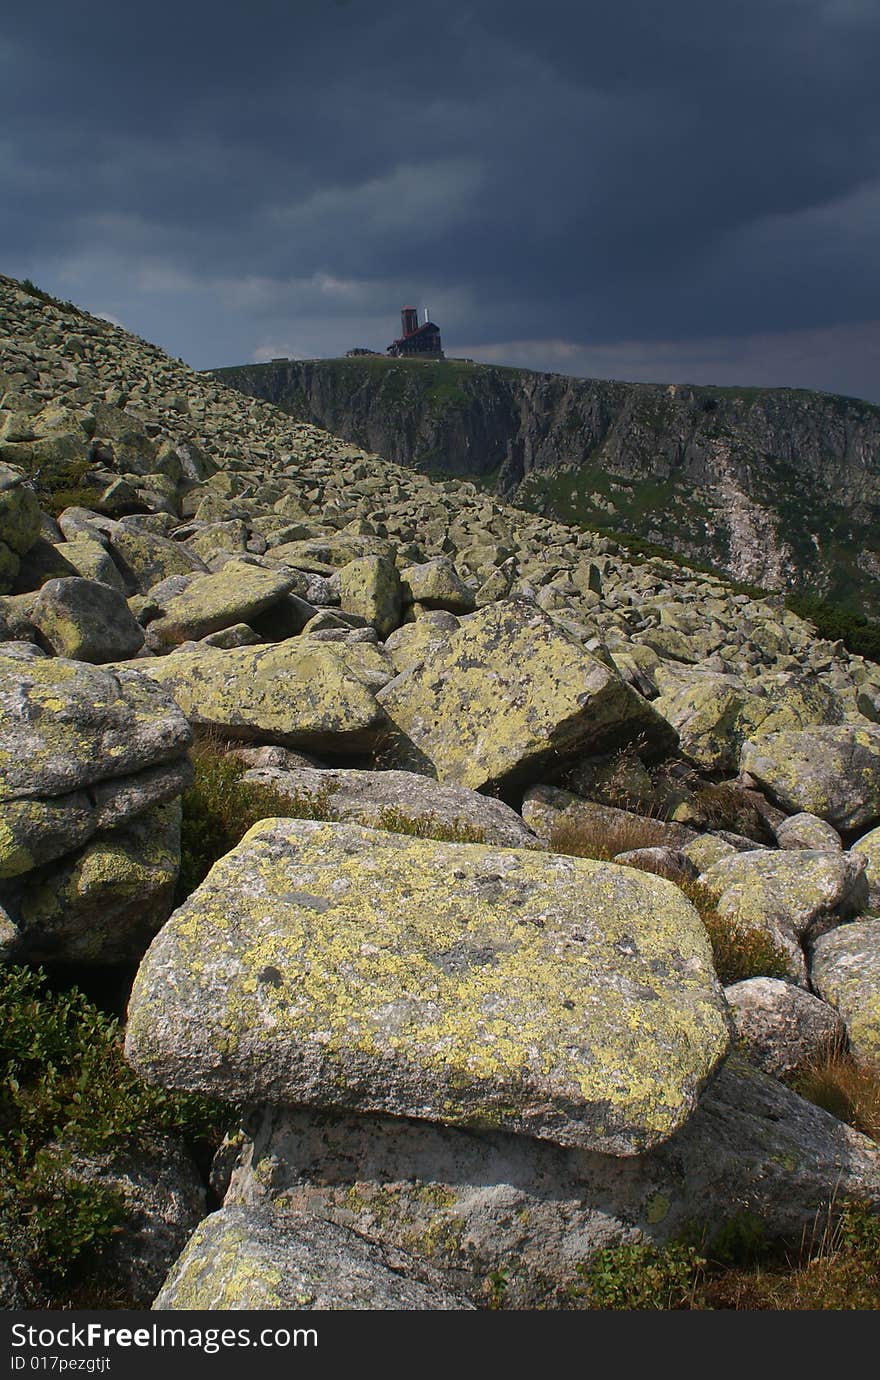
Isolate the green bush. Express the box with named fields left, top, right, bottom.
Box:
left=0, top=965, right=227, bottom=1299
left=574, top=1240, right=706, bottom=1309
left=784, top=593, right=880, bottom=664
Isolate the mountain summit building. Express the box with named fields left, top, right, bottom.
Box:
left=387, top=306, right=444, bottom=358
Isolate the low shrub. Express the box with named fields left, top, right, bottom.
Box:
left=0, top=965, right=227, bottom=1302
left=573, top=1240, right=706, bottom=1310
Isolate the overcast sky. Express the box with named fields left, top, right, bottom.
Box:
left=3, top=0, right=880, bottom=400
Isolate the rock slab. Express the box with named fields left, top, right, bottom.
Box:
left=126, top=818, right=729, bottom=1155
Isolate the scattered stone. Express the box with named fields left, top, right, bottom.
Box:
left=31, top=576, right=145, bottom=662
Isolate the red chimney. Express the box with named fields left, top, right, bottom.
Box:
left=401, top=306, right=418, bottom=337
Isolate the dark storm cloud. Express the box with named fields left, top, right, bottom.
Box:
left=2, top=0, right=879, bottom=397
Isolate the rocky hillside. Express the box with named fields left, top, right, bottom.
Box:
left=212, top=356, right=880, bottom=614
left=2, top=272, right=880, bottom=1310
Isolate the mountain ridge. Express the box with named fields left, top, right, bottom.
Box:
left=211, top=355, right=880, bottom=616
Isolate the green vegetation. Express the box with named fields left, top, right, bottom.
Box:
left=21, top=455, right=97, bottom=519
left=18, top=278, right=85, bottom=319
left=785, top=593, right=880, bottom=663
left=565, top=1201, right=880, bottom=1310
left=574, top=1240, right=706, bottom=1309
left=0, top=965, right=227, bottom=1304
left=177, top=737, right=334, bottom=902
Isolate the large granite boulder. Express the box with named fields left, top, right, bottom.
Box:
left=0, top=801, right=181, bottom=964
left=145, top=560, right=298, bottom=649
left=810, top=919, right=880, bottom=1062
left=31, top=576, right=145, bottom=662
left=128, top=639, right=389, bottom=753
left=740, top=725, right=880, bottom=832
left=126, top=819, right=729, bottom=1155
left=400, top=557, right=475, bottom=614
left=106, top=526, right=207, bottom=594
left=0, top=651, right=192, bottom=879
left=153, top=1206, right=472, bottom=1311
left=239, top=765, right=540, bottom=849
left=218, top=1060, right=880, bottom=1307
left=377, top=601, right=677, bottom=791
left=0, top=464, right=41, bottom=593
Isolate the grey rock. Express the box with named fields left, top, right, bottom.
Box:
left=725, top=977, right=846, bottom=1080
left=239, top=765, right=540, bottom=849
left=810, top=919, right=880, bottom=1063
left=220, top=1059, right=880, bottom=1307
left=31, top=576, right=145, bottom=662
left=125, top=818, right=729, bottom=1155
left=153, top=1206, right=473, bottom=1311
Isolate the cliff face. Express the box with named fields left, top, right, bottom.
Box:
left=211, top=357, right=880, bottom=614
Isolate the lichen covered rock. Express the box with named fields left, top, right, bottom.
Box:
left=239, top=765, right=540, bottom=849
left=741, top=725, right=880, bottom=832
left=810, top=919, right=880, bottom=1062
left=377, top=601, right=677, bottom=790
left=31, top=576, right=145, bottom=662
left=0, top=653, right=192, bottom=879
left=128, top=639, right=388, bottom=752
left=153, top=1206, right=472, bottom=1310
left=145, top=560, right=298, bottom=649
left=125, top=818, right=729, bottom=1155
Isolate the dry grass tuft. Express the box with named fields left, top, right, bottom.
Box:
left=794, top=1050, right=880, bottom=1143
left=548, top=811, right=671, bottom=862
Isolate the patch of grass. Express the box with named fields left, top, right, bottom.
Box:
left=547, top=809, right=672, bottom=862
left=176, top=736, right=334, bottom=902
left=0, top=965, right=227, bottom=1303
left=375, top=805, right=488, bottom=844
left=676, top=878, right=793, bottom=984
left=702, top=1201, right=880, bottom=1310
left=794, top=1051, right=880, bottom=1142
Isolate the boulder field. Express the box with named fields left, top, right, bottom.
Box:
left=2, top=272, right=880, bottom=1309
